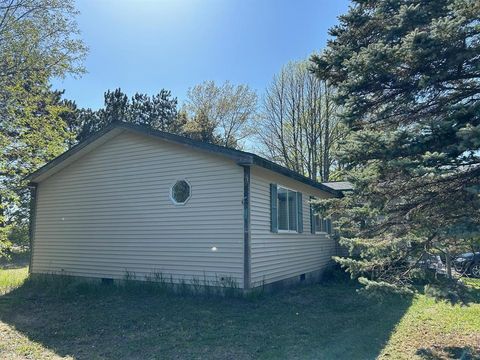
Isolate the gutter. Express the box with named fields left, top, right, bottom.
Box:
left=249, top=155, right=343, bottom=198
left=28, top=183, right=38, bottom=275
left=241, top=165, right=251, bottom=290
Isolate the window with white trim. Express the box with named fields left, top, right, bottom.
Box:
left=315, top=213, right=323, bottom=232
left=310, top=198, right=332, bottom=234
left=277, top=186, right=298, bottom=232
left=315, top=215, right=332, bottom=234
left=170, top=180, right=191, bottom=205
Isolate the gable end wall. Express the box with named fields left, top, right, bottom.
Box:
left=31, top=131, right=245, bottom=287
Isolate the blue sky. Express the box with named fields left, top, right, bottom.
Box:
left=52, top=0, right=350, bottom=110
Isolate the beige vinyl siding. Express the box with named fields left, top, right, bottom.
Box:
left=32, top=131, right=245, bottom=287
left=250, top=167, right=336, bottom=287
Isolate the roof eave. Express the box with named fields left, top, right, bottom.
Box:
left=251, top=155, right=342, bottom=198
left=24, top=121, right=342, bottom=198
left=24, top=122, right=255, bottom=184
left=117, top=122, right=254, bottom=165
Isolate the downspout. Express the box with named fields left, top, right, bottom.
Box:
left=28, top=183, right=38, bottom=275
left=242, top=166, right=251, bottom=290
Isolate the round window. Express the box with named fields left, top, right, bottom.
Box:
left=170, top=180, right=191, bottom=205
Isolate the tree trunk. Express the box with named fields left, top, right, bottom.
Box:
left=0, top=194, right=4, bottom=228
left=323, top=82, right=331, bottom=182
left=445, top=248, right=452, bottom=279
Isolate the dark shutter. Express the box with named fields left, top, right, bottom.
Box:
left=309, top=196, right=315, bottom=234
left=270, top=184, right=278, bottom=233
left=297, top=192, right=303, bottom=233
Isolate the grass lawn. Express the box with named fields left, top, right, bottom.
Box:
left=0, top=266, right=478, bottom=360
left=0, top=267, right=28, bottom=295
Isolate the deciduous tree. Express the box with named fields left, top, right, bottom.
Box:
left=1, top=77, right=75, bottom=255
left=184, top=81, right=257, bottom=149
left=257, top=61, right=344, bottom=181
left=0, top=0, right=87, bottom=255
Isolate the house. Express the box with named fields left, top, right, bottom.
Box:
left=26, top=122, right=344, bottom=290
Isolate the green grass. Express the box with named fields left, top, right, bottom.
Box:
left=0, top=267, right=28, bottom=295
left=0, top=267, right=479, bottom=360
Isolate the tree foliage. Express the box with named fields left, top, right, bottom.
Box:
left=182, top=109, right=219, bottom=144
left=0, top=0, right=87, bottom=92
left=312, top=0, right=480, bottom=290
left=1, top=78, right=76, bottom=255
left=76, top=88, right=182, bottom=142
left=257, top=61, right=344, bottom=182
left=184, top=81, right=257, bottom=149
left=0, top=0, right=87, bottom=255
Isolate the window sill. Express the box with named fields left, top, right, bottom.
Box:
left=277, top=230, right=300, bottom=234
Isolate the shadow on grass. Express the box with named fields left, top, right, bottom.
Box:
left=416, top=346, right=480, bottom=360
left=420, top=276, right=480, bottom=306
left=0, top=252, right=30, bottom=269
left=0, top=276, right=412, bottom=360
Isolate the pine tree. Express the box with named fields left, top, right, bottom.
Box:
left=75, top=88, right=180, bottom=141
left=182, top=110, right=220, bottom=144
left=311, top=0, right=480, bottom=291
left=1, top=75, right=74, bottom=255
